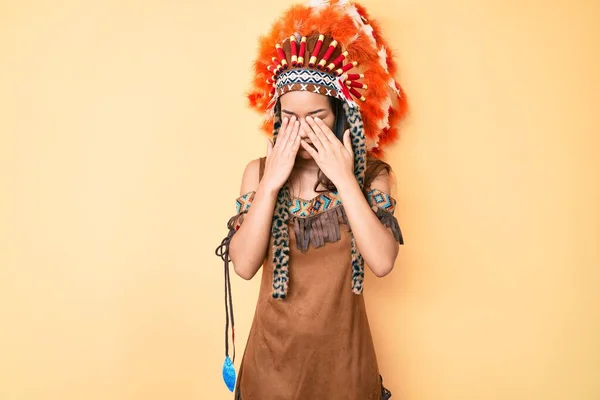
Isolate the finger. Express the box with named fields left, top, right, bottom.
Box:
left=301, top=120, right=325, bottom=154
left=275, top=117, right=291, bottom=148
left=300, top=140, right=319, bottom=159
left=282, top=116, right=298, bottom=151
left=288, top=127, right=302, bottom=158
left=285, top=119, right=300, bottom=151
left=283, top=116, right=299, bottom=148
left=292, top=129, right=302, bottom=152
left=312, top=117, right=338, bottom=145
left=306, top=116, right=330, bottom=151
left=342, top=129, right=352, bottom=154
left=266, top=138, right=273, bottom=157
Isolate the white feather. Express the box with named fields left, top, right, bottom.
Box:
left=267, top=90, right=279, bottom=113
left=345, top=4, right=364, bottom=26
left=388, top=77, right=401, bottom=97
left=308, top=0, right=330, bottom=8
left=377, top=96, right=392, bottom=130
left=363, top=24, right=377, bottom=46
left=378, top=45, right=389, bottom=72
left=293, top=23, right=303, bottom=37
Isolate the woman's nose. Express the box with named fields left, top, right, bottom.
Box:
left=298, top=120, right=309, bottom=138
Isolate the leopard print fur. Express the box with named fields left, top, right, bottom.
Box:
left=344, top=103, right=368, bottom=295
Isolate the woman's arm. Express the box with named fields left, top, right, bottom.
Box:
left=299, top=116, right=400, bottom=277
left=229, top=117, right=302, bottom=280
left=228, top=160, right=278, bottom=280
left=336, top=171, right=400, bottom=277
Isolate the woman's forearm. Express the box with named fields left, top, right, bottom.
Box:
left=229, top=182, right=279, bottom=280
left=337, top=179, right=399, bottom=277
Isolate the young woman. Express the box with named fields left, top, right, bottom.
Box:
left=216, top=2, right=407, bottom=399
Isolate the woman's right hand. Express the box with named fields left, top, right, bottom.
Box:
left=262, top=116, right=301, bottom=193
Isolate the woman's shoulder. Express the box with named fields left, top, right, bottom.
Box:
left=239, top=157, right=265, bottom=195
left=364, top=157, right=392, bottom=191
left=243, top=157, right=262, bottom=173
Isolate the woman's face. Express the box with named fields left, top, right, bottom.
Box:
left=279, top=91, right=335, bottom=160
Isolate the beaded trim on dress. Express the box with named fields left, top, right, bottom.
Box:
left=229, top=188, right=403, bottom=251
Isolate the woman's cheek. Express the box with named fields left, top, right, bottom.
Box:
left=325, top=116, right=335, bottom=131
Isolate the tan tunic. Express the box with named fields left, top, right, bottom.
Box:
left=232, top=158, right=398, bottom=400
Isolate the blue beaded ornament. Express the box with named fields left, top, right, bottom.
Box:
left=222, top=356, right=236, bottom=392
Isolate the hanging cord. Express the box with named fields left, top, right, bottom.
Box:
left=215, top=214, right=241, bottom=364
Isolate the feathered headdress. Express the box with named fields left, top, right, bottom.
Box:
left=248, top=0, right=407, bottom=156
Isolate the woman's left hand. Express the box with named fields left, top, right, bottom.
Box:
left=300, top=116, right=355, bottom=187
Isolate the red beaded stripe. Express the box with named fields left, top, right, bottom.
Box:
left=298, top=37, right=307, bottom=66
left=334, top=61, right=357, bottom=76
left=290, top=36, right=298, bottom=66
left=318, top=40, right=338, bottom=69
left=348, top=87, right=366, bottom=101
left=275, top=44, right=288, bottom=69
left=347, top=73, right=364, bottom=81
left=309, top=34, right=325, bottom=67
left=271, top=57, right=282, bottom=74
left=346, top=81, right=367, bottom=89
left=326, top=51, right=348, bottom=72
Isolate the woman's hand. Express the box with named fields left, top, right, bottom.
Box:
left=262, top=116, right=301, bottom=193
left=300, top=116, right=355, bottom=188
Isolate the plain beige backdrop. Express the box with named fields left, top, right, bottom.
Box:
left=1, top=0, right=599, bottom=399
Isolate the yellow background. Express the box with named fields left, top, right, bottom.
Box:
left=1, top=0, right=599, bottom=399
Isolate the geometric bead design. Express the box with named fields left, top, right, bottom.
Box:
left=236, top=189, right=396, bottom=218
left=276, top=69, right=339, bottom=92
left=367, top=189, right=396, bottom=215
left=235, top=191, right=256, bottom=214
left=288, top=191, right=342, bottom=218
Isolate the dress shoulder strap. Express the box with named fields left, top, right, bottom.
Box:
left=258, top=157, right=266, bottom=182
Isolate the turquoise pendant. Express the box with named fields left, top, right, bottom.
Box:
left=222, top=356, right=236, bottom=392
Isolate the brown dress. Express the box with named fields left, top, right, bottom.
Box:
left=231, top=158, right=400, bottom=400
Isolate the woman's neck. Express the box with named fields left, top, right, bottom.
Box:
left=287, top=158, right=325, bottom=197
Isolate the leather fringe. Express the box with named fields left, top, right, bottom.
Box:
left=290, top=205, right=404, bottom=252
left=291, top=206, right=349, bottom=252
left=374, top=207, right=404, bottom=244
